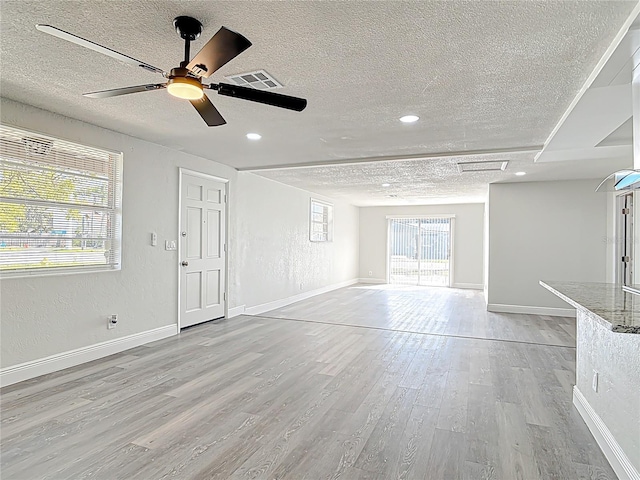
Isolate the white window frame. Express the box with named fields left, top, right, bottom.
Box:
left=0, top=124, right=123, bottom=278
left=309, top=198, right=333, bottom=242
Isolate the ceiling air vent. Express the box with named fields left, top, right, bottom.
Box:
left=224, top=70, right=283, bottom=90
left=457, top=161, right=508, bottom=173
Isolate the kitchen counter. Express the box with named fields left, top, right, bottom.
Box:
left=540, top=280, right=640, bottom=477
left=540, top=281, right=640, bottom=334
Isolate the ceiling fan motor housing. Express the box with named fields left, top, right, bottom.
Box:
left=169, top=67, right=197, bottom=81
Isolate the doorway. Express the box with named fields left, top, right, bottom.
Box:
left=179, top=170, right=227, bottom=329
left=388, top=217, right=452, bottom=286
left=616, top=192, right=633, bottom=285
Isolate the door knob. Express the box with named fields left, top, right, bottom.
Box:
left=181, top=261, right=189, bottom=267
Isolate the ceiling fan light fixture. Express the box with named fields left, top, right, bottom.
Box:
left=167, top=76, right=204, bottom=100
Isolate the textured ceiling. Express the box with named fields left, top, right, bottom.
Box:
left=254, top=152, right=631, bottom=206
left=0, top=0, right=636, bottom=172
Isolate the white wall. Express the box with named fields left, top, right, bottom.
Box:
left=0, top=99, right=361, bottom=377
left=0, top=98, right=237, bottom=369
left=487, top=179, right=608, bottom=313
left=358, top=203, right=484, bottom=288
left=233, top=172, right=359, bottom=310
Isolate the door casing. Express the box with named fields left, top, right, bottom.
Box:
left=177, top=168, right=230, bottom=329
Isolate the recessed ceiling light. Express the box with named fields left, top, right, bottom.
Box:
left=400, top=115, right=419, bottom=123
left=246, top=133, right=261, bottom=140
left=381, top=183, right=391, bottom=187
left=515, top=171, right=527, bottom=176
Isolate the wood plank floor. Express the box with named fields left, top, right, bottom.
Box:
left=1, top=285, right=613, bottom=479
left=265, top=284, right=577, bottom=347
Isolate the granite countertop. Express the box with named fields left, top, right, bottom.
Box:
left=540, top=281, right=640, bottom=334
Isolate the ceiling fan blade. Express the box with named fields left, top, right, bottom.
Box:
left=186, top=27, right=251, bottom=78
left=190, top=95, right=226, bottom=126
left=83, top=83, right=166, bottom=98
left=36, top=24, right=166, bottom=76
left=215, top=83, right=307, bottom=112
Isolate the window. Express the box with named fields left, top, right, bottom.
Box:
left=0, top=124, right=123, bottom=276
left=310, top=199, right=333, bottom=242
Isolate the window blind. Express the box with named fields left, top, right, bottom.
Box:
left=0, top=124, right=123, bottom=275
left=310, top=199, right=333, bottom=242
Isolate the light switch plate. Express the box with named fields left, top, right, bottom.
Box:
left=151, top=232, right=157, bottom=246
left=165, top=240, right=177, bottom=251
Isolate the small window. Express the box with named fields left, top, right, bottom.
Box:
left=0, top=124, right=123, bottom=277
left=310, top=199, right=333, bottom=242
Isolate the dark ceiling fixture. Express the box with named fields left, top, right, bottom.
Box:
left=35, top=17, right=307, bottom=126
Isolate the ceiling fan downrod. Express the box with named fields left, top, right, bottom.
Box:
left=173, top=16, right=203, bottom=67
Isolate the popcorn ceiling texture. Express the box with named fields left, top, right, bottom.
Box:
left=0, top=0, right=636, bottom=171
left=253, top=151, right=630, bottom=206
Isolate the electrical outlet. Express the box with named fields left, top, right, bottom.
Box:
left=165, top=240, right=177, bottom=251
left=107, top=314, right=118, bottom=330
left=368, top=270, right=373, bottom=277
left=592, top=371, right=599, bottom=392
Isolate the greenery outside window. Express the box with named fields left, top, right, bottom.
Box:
left=0, top=124, right=123, bottom=276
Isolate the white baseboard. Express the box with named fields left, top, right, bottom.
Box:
left=358, top=278, right=387, bottom=284
left=487, top=303, right=576, bottom=318
left=0, top=325, right=178, bottom=388
left=245, top=278, right=359, bottom=316
left=573, top=386, right=640, bottom=480
left=227, top=305, right=246, bottom=318
left=452, top=283, right=484, bottom=290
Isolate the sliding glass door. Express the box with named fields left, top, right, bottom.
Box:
left=388, top=217, right=451, bottom=286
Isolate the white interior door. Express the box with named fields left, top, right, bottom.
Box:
left=180, top=172, right=226, bottom=328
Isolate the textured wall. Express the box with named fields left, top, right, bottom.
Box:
left=358, top=203, right=484, bottom=287
left=487, top=180, right=608, bottom=309
left=232, top=172, right=359, bottom=308
left=0, top=101, right=362, bottom=369
left=576, top=310, right=640, bottom=472
left=0, top=99, right=239, bottom=368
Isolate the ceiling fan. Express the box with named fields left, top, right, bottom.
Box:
left=35, top=16, right=307, bottom=126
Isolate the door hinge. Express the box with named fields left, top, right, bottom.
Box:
left=224, top=194, right=227, bottom=203
left=622, top=208, right=630, bottom=215
left=622, top=256, right=630, bottom=263
left=223, top=243, right=227, bottom=253
left=223, top=292, right=226, bottom=301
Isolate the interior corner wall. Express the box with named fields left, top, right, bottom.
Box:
left=487, top=179, right=608, bottom=311
left=0, top=98, right=237, bottom=369
left=358, top=203, right=485, bottom=288
left=231, top=172, right=359, bottom=310
left=483, top=194, right=490, bottom=302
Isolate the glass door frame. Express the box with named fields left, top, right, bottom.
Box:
left=385, top=214, right=455, bottom=287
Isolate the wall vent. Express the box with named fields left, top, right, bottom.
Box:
left=457, top=161, right=508, bottom=173
left=224, top=70, right=283, bottom=90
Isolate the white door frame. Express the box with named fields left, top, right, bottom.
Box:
left=385, top=214, right=456, bottom=287
left=177, top=168, right=230, bottom=330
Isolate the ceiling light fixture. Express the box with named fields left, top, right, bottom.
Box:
left=400, top=115, right=419, bottom=123
left=166, top=75, right=204, bottom=100
left=515, top=171, right=527, bottom=176
left=246, top=133, right=262, bottom=140
left=381, top=183, right=391, bottom=187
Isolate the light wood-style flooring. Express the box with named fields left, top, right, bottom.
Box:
left=1, top=285, right=613, bottom=479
